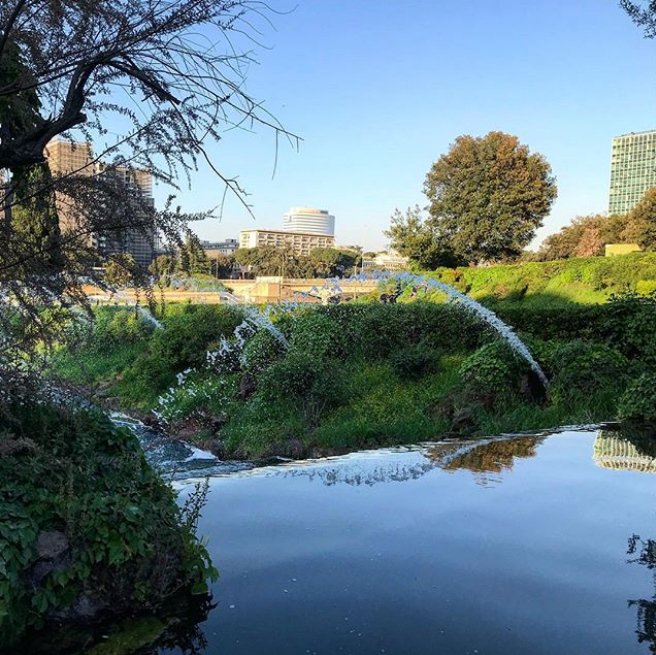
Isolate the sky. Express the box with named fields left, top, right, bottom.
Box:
left=149, top=0, right=656, bottom=251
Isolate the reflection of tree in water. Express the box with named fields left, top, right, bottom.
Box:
left=274, top=452, right=438, bottom=487
left=426, top=436, right=545, bottom=485
left=270, top=436, right=544, bottom=487
left=628, top=534, right=656, bottom=653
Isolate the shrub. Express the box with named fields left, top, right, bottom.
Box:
left=0, top=403, right=216, bottom=647
left=241, top=329, right=285, bottom=373
left=601, top=291, right=656, bottom=366
left=458, top=341, right=527, bottom=405
left=389, top=343, right=438, bottom=380
left=618, top=374, right=656, bottom=427
left=547, top=340, right=630, bottom=405
left=259, top=352, right=348, bottom=427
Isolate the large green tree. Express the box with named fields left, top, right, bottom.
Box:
left=424, top=131, right=557, bottom=264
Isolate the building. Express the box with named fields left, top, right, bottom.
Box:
left=201, top=238, right=239, bottom=257
left=362, top=250, right=409, bottom=272
left=239, top=228, right=335, bottom=256
left=283, top=207, right=335, bottom=236
left=605, top=243, right=641, bottom=257
left=45, top=139, right=156, bottom=267
left=609, top=130, right=656, bottom=215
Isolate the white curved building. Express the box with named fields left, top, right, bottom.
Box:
left=283, top=207, right=335, bottom=236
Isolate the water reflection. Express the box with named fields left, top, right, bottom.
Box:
left=426, top=435, right=545, bottom=485
left=628, top=534, right=656, bottom=653
left=247, top=435, right=546, bottom=488
left=594, top=430, right=656, bottom=473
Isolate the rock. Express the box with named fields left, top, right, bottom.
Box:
left=36, top=531, right=69, bottom=560
left=284, top=438, right=305, bottom=459
left=210, top=413, right=228, bottom=433
left=209, top=438, right=226, bottom=459
left=238, top=373, right=257, bottom=400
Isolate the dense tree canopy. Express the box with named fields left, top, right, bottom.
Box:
left=424, top=132, right=557, bottom=265
left=234, top=247, right=358, bottom=278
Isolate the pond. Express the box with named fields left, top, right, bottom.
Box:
left=126, top=427, right=656, bottom=655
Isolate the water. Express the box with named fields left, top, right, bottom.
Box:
left=89, top=426, right=655, bottom=655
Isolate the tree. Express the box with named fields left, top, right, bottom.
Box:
left=0, top=0, right=292, bottom=357
left=385, top=205, right=458, bottom=269
left=623, top=188, right=656, bottom=250
left=536, top=213, right=630, bottom=261
left=104, top=253, right=136, bottom=287
left=424, top=132, right=557, bottom=264
left=177, top=231, right=211, bottom=276
left=309, top=248, right=357, bottom=277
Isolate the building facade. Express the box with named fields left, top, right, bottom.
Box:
left=283, top=207, right=335, bottom=236
left=202, top=238, right=239, bottom=257
left=239, top=229, right=335, bottom=256
left=362, top=251, right=409, bottom=272
left=609, top=130, right=656, bottom=215
left=46, top=139, right=156, bottom=267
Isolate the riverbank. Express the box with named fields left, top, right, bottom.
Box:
left=0, top=401, right=217, bottom=648
left=50, top=289, right=656, bottom=459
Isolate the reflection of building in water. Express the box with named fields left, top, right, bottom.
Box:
left=593, top=432, right=656, bottom=473
left=426, top=436, right=545, bottom=485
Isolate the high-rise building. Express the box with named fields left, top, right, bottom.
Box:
left=609, top=130, right=656, bottom=215
left=45, top=139, right=156, bottom=267
left=283, top=207, right=335, bottom=236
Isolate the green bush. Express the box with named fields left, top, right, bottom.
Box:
left=458, top=341, right=527, bottom=405
left=259, top=351, right=348, bottom=427
left=118, top=305, right=245, bottom=405
left=600, top=291, right=656, bottom=366
left=241, top=329, right=285, bottom=373
left=618, top=374, right=656, bottom=427
left=547, top=340, right=630, bottom=405
left=0, top=403, right=216, bottom=648
left=389, top=343, right=438, bottom=380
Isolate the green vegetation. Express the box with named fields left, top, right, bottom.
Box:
left=402, top=252, right=656, bottom=306
left=0, top=401, right=217, bottom=648
left=387, top=131, right=557, bottom=266
left=51, top=277, right=656, bottom=459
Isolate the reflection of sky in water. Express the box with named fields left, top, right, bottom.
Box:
left=58, top=424, right=656, bottom=655
left=179, top=429, right=656, bottom=655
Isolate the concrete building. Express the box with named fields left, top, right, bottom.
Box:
left=239, top=228, right=335, bottom=256
left=283, top=207, right=335, bottom=236
left=202, top=238, right=239, bottom=257
left=609, top=130, right=656, bottom=215
left=45, top=139, right=156, bottom=267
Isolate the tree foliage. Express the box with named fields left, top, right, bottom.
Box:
left=424, top=131, right=557, bottom=264
left=385, top=205, right=457, bottom=269
left=234, top=246, right=357, bottom=278
left=623, top=187, right=656, bottom=250
left=536, top=213, right=629, bottom=261
left=0, top=0, right=291, bottom=360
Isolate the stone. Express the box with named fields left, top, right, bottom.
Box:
left=238, top=373, right=257, bottom=400
left=36, top=531, right=69, bottom=560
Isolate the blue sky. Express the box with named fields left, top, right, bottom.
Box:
left=151, top=0, right=656, bottom=250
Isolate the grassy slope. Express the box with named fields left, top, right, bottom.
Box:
left=49, top=252, right=656, bottom=458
